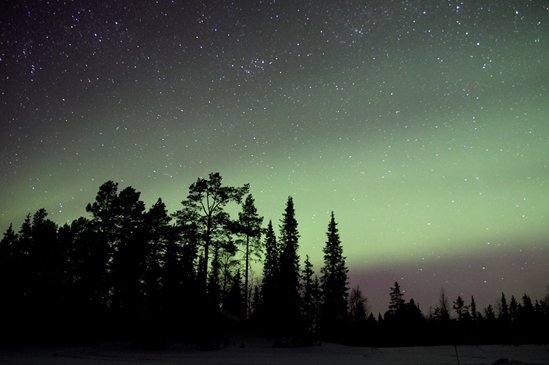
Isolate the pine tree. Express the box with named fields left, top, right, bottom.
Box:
left=509, top=295, right=518, bottom=321
left=278, top=197, right=301, bottom=334
left=320, top=212, right=349, bottom=336
left=61, top=217, right=109, bottom=320
left=174, top=172, right=248, bottom=306
left=485, top=304, right=496, bottom=321
left=143, top=199, right=171, bottom=318
left=301, top=255, right=321, bottom=341
left=237, top=194, right=263, bottom=320
left=262, top=220, right=279, bottom=292
left=499, top=293, right=510, bottom=321
left=387, top=281, right=405, bottom=319
left=86, top=181, right=121, bottom=311
left=111, top=186, right=146, bottom=319
left=470, top=296, right=478, bottom=321
left=260, top=220, right=279, bottom=327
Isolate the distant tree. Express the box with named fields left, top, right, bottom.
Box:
left=301, top=255, right=321, bottom=340
left=250, top=285, right=262, bottom=321
left=470, top=296, right=479, bottom=321
left=278, top=197, right=301, bottom=334
left=432, top=288, right=450, bottom=322
left=320, top=212, right=349, bottom=336
left=484, top=304, right=496, bottom=321
left=236, top=194, right=263, bottom=320
left=224, top=270, right=244, bottom=319
left=403, top=299, right=423, bottom=322
left=349, top=286, right=368, bottom=323
left=386, top=281, right=405, bottom=319
left=509, top=295, right=518, bottom=321
left=519, top=294, right=535, bottom=322
left=453, top=295, right=470, bottom=322
left=498, top=292, right=510, bottom=324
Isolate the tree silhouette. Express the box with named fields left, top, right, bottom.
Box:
left=386, top=281, right=405, bottom=320
left=86, top=180, right=121, bottom=312
left=433, top=288, right=451, bottom=322
left=277, top=196, right=301, bottom=336
left=348, top=286, right=367, bottom=324
left=301, top=255, right=321, bottom=342
left=0, top=223, right=20, bottom=338
left=174, top=172, right=248, bottom=307
left=453, top=295, right=470, bottom=322
left=320, top=212, right=349, bottom=339
left=470, top=296, right=479, bottom=321
left=112, top=187, right=146, bottom=322
left=499, top=292, right=510, bottom=322
left=236, top=194, right=263, bottom=320
left=1, top=173, right=548, bottom=346
left=28, top=209, right=64, bottom=329
left=259, top=220, right=279, bottom=331
left=224, top=270, right=244, bottom=319
left=58, top=216, right=108, bottom=336
left=142, top=199, right=171, bottom=323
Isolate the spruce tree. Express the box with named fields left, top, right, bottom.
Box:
left=320, top=212, right=349, bottom=337
left=260, top=220, right=279, bottom=327
left=509, top=295, right=518, bottom=321
left=301, top=255, right=321, bottom=341
left=387, top=281, right=405, bottom=319
left=499, top=292, right=510, bottom=321
left=470, top=296, right=478, bottom=321
left=278, top=197, right=301, bottom=334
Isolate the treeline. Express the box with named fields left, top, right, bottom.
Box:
left=348, top=282, right=548, bottom=346
left=0, top=173, right=348, bottom=347
left=0, top=172, right=547, bottom=347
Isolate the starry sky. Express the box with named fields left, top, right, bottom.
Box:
left=1, top=0, right=548, bottom=315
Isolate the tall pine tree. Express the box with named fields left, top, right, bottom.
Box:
left=278, top=197, right=301, bottom=335
left=173, top=172, right=248, bottom=308
left=260, top=220, right=279, bottom=328
left=301, top=255, right=321, bottom=342
left=320, top=212, right=349, bottom=338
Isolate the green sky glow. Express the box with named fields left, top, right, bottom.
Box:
left=1, top=1, right=548, bottom=313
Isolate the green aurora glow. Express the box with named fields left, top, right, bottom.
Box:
left=1, top=1, right=548, bottom=313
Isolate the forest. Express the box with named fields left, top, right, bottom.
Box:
left=0, top=172, right=547, bottom=348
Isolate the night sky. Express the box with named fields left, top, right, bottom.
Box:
left=1, top=0, right=548, bottom=315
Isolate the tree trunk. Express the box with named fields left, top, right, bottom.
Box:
left=245, top=235, right=249, bottom=320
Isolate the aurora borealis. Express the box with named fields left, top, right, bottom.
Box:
left=1, top=1, right=548, bottom=314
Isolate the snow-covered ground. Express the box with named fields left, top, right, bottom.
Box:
left=1, top=341, right=547, bottom=365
